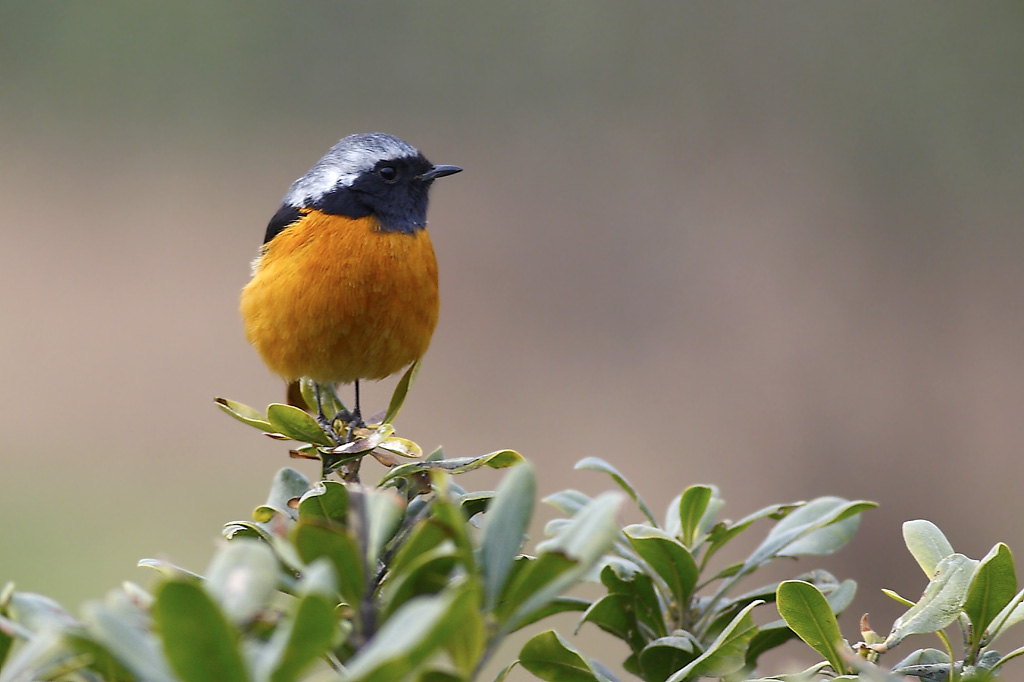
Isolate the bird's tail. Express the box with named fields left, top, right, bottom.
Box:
left=286, top=380, right=308, bottom=410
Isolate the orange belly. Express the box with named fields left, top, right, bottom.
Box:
left=240, top=210, right=439, bottom=384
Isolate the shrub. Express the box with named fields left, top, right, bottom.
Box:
left=2, top=375, right=1021, bottom=681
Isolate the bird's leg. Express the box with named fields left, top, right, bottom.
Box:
left=334, top=381, right=366, bottom=445
left=314, top=383, right=340, bottom=439
left=351, top=380, right=364, bottom=428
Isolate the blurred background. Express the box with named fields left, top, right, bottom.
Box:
left=2, top=1, right=1023, bottom=675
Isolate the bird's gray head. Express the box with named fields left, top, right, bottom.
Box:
left=272, top=132, right=462, bottom=237
left=283, top=133, right=421, bottom=206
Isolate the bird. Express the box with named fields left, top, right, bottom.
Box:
left=239, top=132, right=461, bottom=438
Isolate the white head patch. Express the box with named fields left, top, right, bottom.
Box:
left=282, top=133, right=420, bottom=208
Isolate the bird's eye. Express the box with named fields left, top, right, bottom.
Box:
left=377, top=165, right=398, bottom=182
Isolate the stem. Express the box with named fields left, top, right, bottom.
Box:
left=693, top=567, right=750, bottom=633
left=936, top=628, right=958, bottom=682
left=986, top=587, right=1024, bottom=646
left=351, top=487, right=376, bottom=640
left=993, top=644, right=1024, bottom=676
left=470, top=624, right=502, bottom=681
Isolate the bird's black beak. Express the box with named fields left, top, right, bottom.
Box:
left=419, top=164, right=463, bottom=180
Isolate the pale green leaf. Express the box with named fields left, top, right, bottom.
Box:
left=576, top=457, right=657, bottom=526
left=80, top=599, right=177, bottom=682
left=214, top=397, right=272, bottom=431
left=884, top=553, right=978, bottom=648
left=480, top=463, right=535, bottom=608
left=254, top=468, right=311, bottom=523
left=378, top=450, right=525, bottom=485
left=342, top=585, right=466, bottom=682
left=205, top=540, right=280, bottom=625
left=503, top=493, right=623, bottom=632
left=903, top=520, right=955, bottom=577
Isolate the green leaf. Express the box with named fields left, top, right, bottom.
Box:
left=222, top=521, right=273, bottom=543
left=578, top=594, right=635, bottom=644
left=205, top=539, right=280, bottom=625
left=259, top=594, right=339, bottom=682
left=378, top=450, right=526, bottom=486
left=377, top=436, right=423, bottom=459
left=511, top=597, right=590, bottom=632
left=428, top=494, right=476, bottom=570
left=293, top=522, right=364, bottom=608
left=575, top=457, right=657, bottom=526
left=298, top=481, right=349, bottom=525
left=519, top=630, right=612, bottom=682
left=380, top=542, right=458, bottom=619
left=734, top=572, right=855, bottom=624
left=985, top=588, right=1024, bottom=645
left=381, top=361, right=420, bottom=425
left=677, top=485, right=713, bottom=547
left=439, top=581, right=485, bottom=677
left=459, top=491, right=494, bottom=519
left=389, top=518, right=454, bottom=580
left=965, top=543, right=1016, bottom=638
left=0, top=583, right=12, bottom=669
left=622, top=525, right=698, bottom=610
left=214, top=397, right=272, bottom=431
left=884, top=553, right=978, bottom=648
left=744, top=626, right=799, bottom=670
left=638, top=635, right=700, bottom=682
left=64, top=632, right=137, bottom=682
left=776, top=580, right=850, bottom=675
left=480, top=463, right=535, bottom=608
left=152, top=581, right=248, bottom=682
left=497, top=554, right=578, bottom=626
left=266, top=403, right=336, bottom=446
left=0, top=627, right=10, bottom=673
left=597, top=558, right=668, bottom=639
left=903, top=520, right=955, bottom=577
left=490, top=662, right=518, bottom=682
left=668, top=600, right=762, bottom=681
left=415, top=671, right=463, bottom=682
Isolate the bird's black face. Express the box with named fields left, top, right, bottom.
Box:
left=315, top=154, right=439, bottom=233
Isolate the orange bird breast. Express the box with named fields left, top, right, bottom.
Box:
left=239, top=210, right=439, bottom=385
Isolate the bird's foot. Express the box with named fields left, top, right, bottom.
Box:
left=311, top=407, right=365, bottom=445
left=316, top=411, right=340, bottom=443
